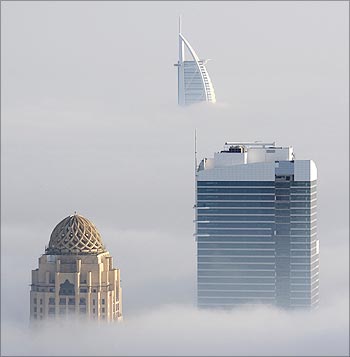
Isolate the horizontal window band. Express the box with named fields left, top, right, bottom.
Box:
left=199, top=247, right=275, bottom=250
left=198, top=284, right=275, bottom=289
left=198, top=269, right=275, bottom=272
left=198, top=244, right=275, bottom=250
left=197, top=216, right=275, bottom=221
left=292, top=181, right=317, bottom=186
left=198, top=272, right=276, bottom=277
left=197, top=236, right=274, bottom=241
left=197, top=262, right=275, bottom=270
left=197, top=181, right=275, bottom=187
left=197, top=202, right=275, bottom=207
left=198, top=277, right=275, bottom=283
left=290, top=239, right=317, bottom=244
left=198, top=221, right=274, bottom=226
left=197, top=188, right=275, bottom=193
left=197, top=210, right=275, bottom=213
left=196, top=234, right=272, bottom=237
left=291, top=282, right=319, bottom=286
left=198, top=257, right=276, bottom=263
left=198, top=241, right=274, bottom=245
left=290, top=203, right=315, bottom=208
left=197, top=229, right=272, bottom=234
left=290, top=208, right=317, bottom=213
left=198, top=224, right=274, bottom=229
left=197, top=199, right=275, bottom=203
left=198, top=291, right=275, bottom=295
left=290, top=188, right=317, bottom=193
left=197, top=195, right=275, bottom=199
left=284, top=222, right=319, bottom=228
left=198, top=252, right=275, bottom=257
left=198, top=290, right=275, bottom=295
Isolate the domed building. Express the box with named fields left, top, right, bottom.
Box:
left=30, top=214, right=122, bottom=322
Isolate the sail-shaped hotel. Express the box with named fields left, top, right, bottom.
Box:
left=174, top=18, right=216, bottom=106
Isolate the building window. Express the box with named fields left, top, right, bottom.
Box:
left=59, top=307, right=66, bottom=314
left=68, top=298, right=75, bottom=305
left=48, top=307, right=55, bottom=314
left=49, top=298, right=55, bottom=305
left=40, top=307, right=43, bottom=313
left=33, top=314, right=37, bottom=319
left=34, top=307, right=37, bottom=312
left=59, top=279, right=75, bottom=296
left=93, top=299, right=95, bottom=306
left=80, top=288, right=87, bottom=293
left=102, top=308, right=105, bottom=313
left=79, top=298, right=86, bottom=305
left=33, top=298, right=37, bottom=304
left=93, top=308, right=95, bottom=314
left=79, top=307, right=87, bottom=313
left=59, top=298, right=66, bottom=305
left=40, top=299, right=43, bottom=305
left=102, top=299, right=105, bottom=305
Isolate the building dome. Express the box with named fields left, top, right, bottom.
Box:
left=46, top=214, right=106, bottom=255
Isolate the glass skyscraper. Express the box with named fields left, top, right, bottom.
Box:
left=195, top=142, right=319, bottom=309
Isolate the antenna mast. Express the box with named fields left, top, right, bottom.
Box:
left=194, top=128, right=198, bottom=175
left=177, top=15, right=185, bottom=105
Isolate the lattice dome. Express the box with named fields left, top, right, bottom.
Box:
left=46, top=214, right=106, bottom=255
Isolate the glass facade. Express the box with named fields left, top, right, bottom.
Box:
left=290, top=179, right=319, bottom=308
left=195, top=179, right=319, bottom=309
left=176, top=31, right=216, bottom=106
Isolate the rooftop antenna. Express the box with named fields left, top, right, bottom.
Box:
left=177, top=15, right=185, bottom=104
left=194, top=128, right=198, bottom=175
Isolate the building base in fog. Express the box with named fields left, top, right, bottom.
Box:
left=195, top=142, right=319, bottom=309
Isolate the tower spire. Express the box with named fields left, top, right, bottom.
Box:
left=194, top=128, right=198, bottom=174
left=179, top=15, right=182, bottom=34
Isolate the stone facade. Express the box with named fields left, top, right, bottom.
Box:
left=30, top=214, right=122, bottom=322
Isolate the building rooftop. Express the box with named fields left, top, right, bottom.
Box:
left=198, top=141, right=295, bottom=173
left=46, top=214, right=106, bottom=255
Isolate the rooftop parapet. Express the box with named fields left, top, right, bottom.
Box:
left=198, top=142, right=294, bottom=171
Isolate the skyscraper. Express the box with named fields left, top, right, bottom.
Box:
left=174, top=18, right=216, bottom=106
left=30, top=213, right=122, bottom=322
left=195, top=142, right=319, bottom=309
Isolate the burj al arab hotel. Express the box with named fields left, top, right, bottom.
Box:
left=174, top=18, right=216, bottom=106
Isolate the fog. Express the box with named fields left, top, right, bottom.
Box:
left=3, top=298, right=349, bottom=356
left=1, top=1, right=349, bottom=356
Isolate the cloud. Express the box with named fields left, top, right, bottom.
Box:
left=2, top=299, right=349, bottom=356
left=1, top=225, right=349, bottom=356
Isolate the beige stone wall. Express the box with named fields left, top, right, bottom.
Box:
left=30, top=252, right=122, bottom=322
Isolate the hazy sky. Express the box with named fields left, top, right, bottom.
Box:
left=1, top=1, right=349, bottom=356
